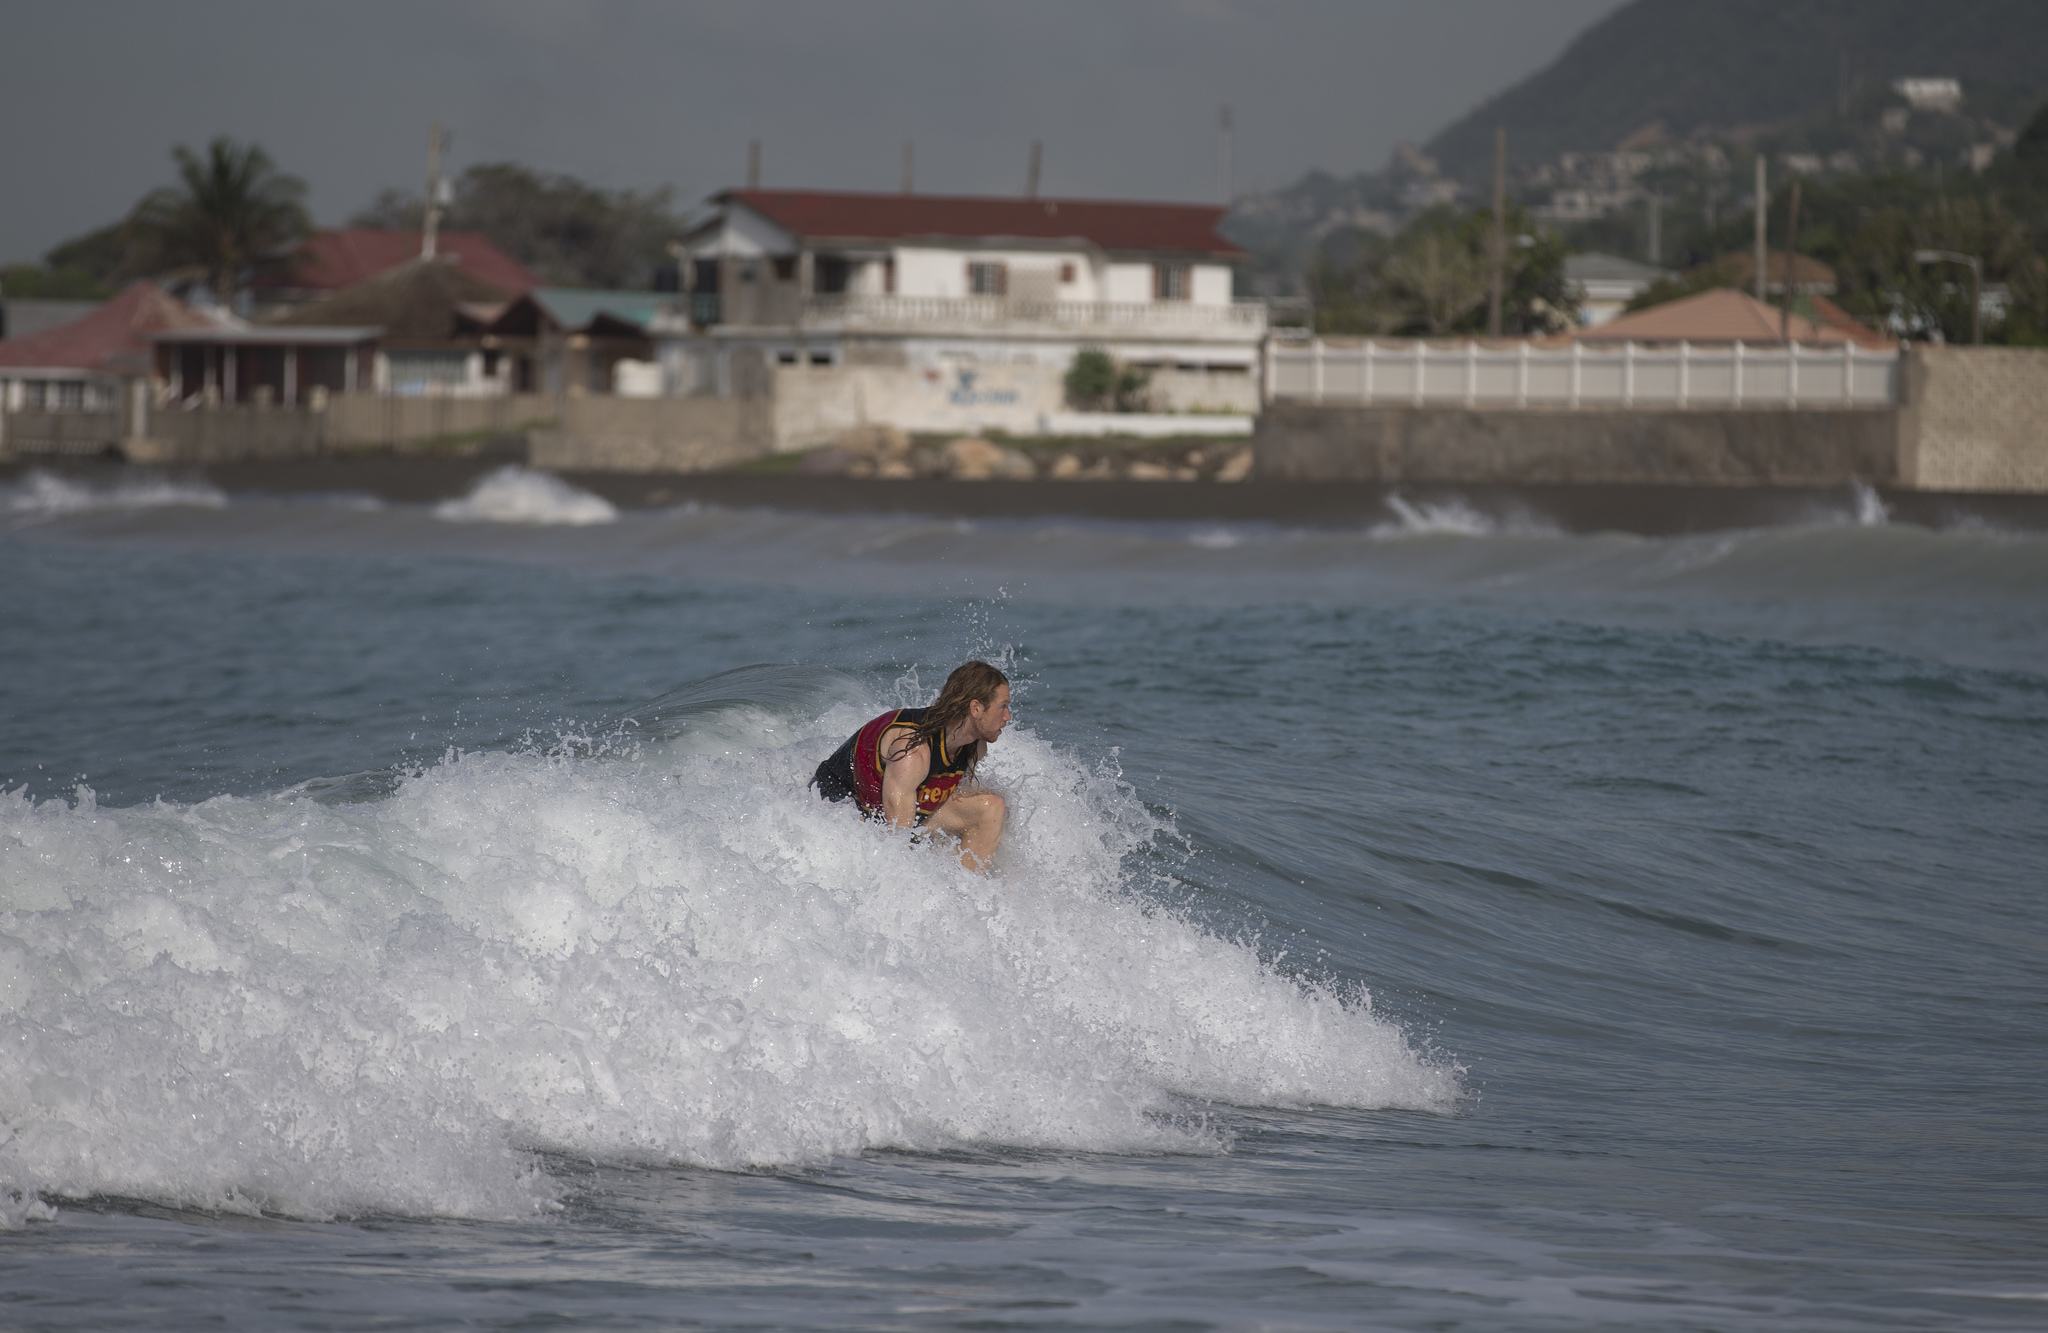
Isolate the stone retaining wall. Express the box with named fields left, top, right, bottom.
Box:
left=1898, top=346, right=2048, bottom=492
left=1253, top=402, right=1900, bottom=487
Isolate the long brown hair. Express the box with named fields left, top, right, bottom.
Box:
left=899, top=660, right=1008, bottom=777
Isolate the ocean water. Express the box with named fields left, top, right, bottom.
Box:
left=2, top=465, right=2044, bottom=1331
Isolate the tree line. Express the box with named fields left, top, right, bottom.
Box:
left=1, top=138, right=684, bottom=304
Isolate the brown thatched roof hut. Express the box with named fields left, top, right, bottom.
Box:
left=268, top=256, right=512, bottom=348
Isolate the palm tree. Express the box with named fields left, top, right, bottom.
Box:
left=129, top=137, right=311, bottom=304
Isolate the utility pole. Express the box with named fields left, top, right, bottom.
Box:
left=1647, top=193, right=1662, bottom=266
left=747, top=140, right=762, bottom=189
left=1025, top=140, right=1043, bottom=198
left=421, top=123, right=448, bottom=260
left=901, top=141, right=914, bottom=194
left=1780, top=178, right=1802, bottom=342
left=1487, top=126, right=1506, bottom=338
left=1217, top=103, right=1234, bottom=203
left=1752, top=155, right=1768, bottom=303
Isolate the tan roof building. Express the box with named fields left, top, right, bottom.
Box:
left=1563, top=287, right=1890, bottom=346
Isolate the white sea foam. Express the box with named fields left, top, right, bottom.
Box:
left=1371, top=495, right=1503, bottom=538
left=1187, top=527, right=1245, bottom=550
left=1850, top=481, right=1891, bottom=527
left=0, top=709, right=1455, bottom=1227
left=432, top=466, right=617, bottom=526
left=1, top=469, right=228, bottom=517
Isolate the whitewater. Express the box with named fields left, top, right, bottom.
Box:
left=2, top=464, right=2044, bottom=1330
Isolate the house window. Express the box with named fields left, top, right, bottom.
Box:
left=816, top=256, right=850, bottom=294
left=883, top=258, right=897, bottom=294
left=1059, top=261, right=1076, bottom=284
left=55, top=381, right=85, bottom=410
left=967, top=261, right=1008, bottom=297
left=772, top=256, right=798, bottom=282
left=1154, top=263, right=1191, bottom=301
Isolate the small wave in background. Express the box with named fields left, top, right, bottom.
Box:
left=432, top=465, right=618, bottom=526
left=1, top=468, right=227, bottom=517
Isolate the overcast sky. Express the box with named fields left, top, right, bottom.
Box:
left=2, top=0, right=1622, bottom=265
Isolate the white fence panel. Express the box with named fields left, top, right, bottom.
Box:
left=1268, top=339, right=1899, bottom=410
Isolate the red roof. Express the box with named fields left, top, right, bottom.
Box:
left=718, top=188, right=1245, bottom=258
left=0, top=282, right=215, bottom=376
left=271, top=229, right=538, bottom=295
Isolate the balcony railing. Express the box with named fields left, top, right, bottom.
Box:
left=796, top=293, right=1269, bottom=337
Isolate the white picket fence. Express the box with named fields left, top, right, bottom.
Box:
left=1267, top=338, right=1900, bottom=410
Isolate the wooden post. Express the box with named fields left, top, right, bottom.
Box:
left=1732, top=340, right=1745, bottom=406
left=1787, top=342, right=1799, bottom=406
left=1465, top=339, right=1479, bottom=406
left=1412, top=339, right=1425, bottom=407
left=1569, top=341, right=1582, bottom=408
left=1622, top=340, right=1635, bottom=406
left=1363, top=338, right=1376, bottom=403
left=1677, top=340, right=1690, bottom=408
left=1517, top=340, right=1529, bottom=408
left=1311, top=338, right=1324, bottom=403
left=1841, top=342, right=1854, bottom=403
left=1753, top=156, right=1768, bottom=302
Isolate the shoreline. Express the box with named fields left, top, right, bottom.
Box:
left=6, top=454, right=2047, bottom=535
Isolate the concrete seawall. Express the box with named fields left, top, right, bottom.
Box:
left=1253, top=345, right=2048, bottom=493
left=1253, top=403, right=1900, bottom=487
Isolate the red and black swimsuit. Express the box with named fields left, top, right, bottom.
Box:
left=811, top=707, right=974, bottom=820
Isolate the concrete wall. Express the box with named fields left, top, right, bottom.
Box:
left=131, top=406, right=326, bottom=463
left=529, top=395, right=774, bottom=472
left=324, top=392, right=555, bottom=448
left=1253, top=401, right=1900, bottom=487
left=1898, top=346, right=2048, bottom=492
left=1146, top=367, right=1259, bottom=413
left=771, top=362, right=1068, bottom=447
left=0, top=408, right=123, bottom=458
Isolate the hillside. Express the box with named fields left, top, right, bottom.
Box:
left=1425, top=0, right=2048, bottom=184
left=1226, top=0, right=2048, bottom=290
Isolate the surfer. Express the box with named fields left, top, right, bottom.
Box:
left=811, top=660, right=1012, bottom=870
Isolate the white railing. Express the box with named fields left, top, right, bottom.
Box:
left=1267, top=338, right=1900, bottom=409
left=803, top=293, right=1269, bottom=337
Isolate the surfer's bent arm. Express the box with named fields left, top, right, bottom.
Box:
left=878, top=734, right=931, bottom=830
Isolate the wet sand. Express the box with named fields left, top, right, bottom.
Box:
left=6, top=454, right=2045, bottom=535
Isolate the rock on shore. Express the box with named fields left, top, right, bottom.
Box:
left=800, top=429, right=1255, bottom=483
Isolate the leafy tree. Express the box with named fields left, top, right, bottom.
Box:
left=0, top=263, right=111, bottom=300
left=1312, top=205, right=1573, bottom=336
left=351, top=163, right=682, bottom=289
left=129, top=138, right=311, bottom=301
left=1063, top=347, right=1150, bottom=411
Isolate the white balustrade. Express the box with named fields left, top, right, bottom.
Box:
left=1266, top=338, right=1899, bottom=409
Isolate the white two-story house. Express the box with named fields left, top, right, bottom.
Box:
left=659, top=188, right=1266, bottom=401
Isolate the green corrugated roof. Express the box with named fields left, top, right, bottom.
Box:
left=530, top=287, right=669, bottom=332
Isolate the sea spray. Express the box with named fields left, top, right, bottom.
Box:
left=0, top=702, right=1456, bottom=1226
left=432, top=466, right=618, bottom=526
left=1, top=469, right=227, bottom=518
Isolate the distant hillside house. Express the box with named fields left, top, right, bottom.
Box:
left=1565, top=252, right=1672, bottom=326
left=1892, top=78, right=1963, bottom=113
left=251, top=229, right=538, bottom=314
left=663, top=188, right=1264, bottom=395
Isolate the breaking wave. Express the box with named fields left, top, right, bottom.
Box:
left=1, top=469, right=227, bottom=517
left=432, top=466, right=618, bottom=526
left=0, top=668, right=1455, bottom=1227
